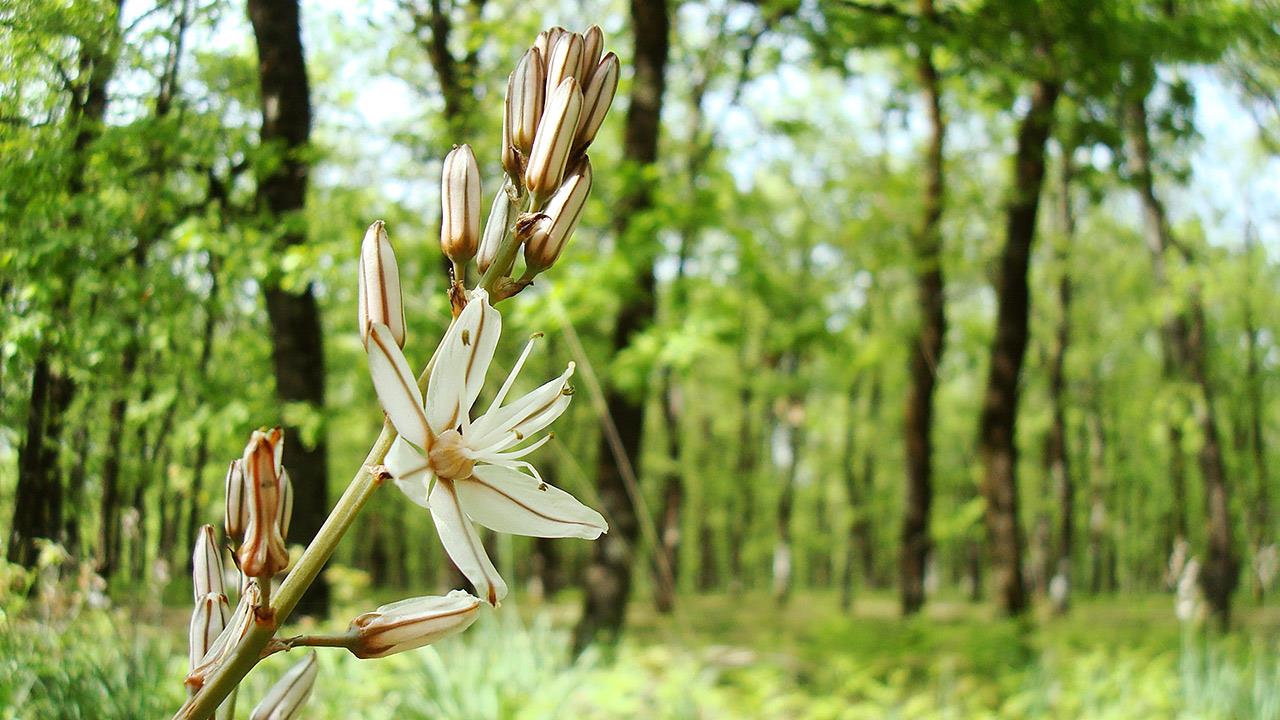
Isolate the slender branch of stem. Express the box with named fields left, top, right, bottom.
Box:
left=280, top=633, right=356, bottom=650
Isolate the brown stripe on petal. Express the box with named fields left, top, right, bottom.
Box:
left=466, top=473, right=600, bottom=530
left=372, top=328, right=433, bottom=449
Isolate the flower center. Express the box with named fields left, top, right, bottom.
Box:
left=429, top=429, right=475, bottom=481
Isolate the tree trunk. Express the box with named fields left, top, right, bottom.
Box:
left=975, top=76, right=1060, bottom=616
left=900, top=0, right=946, bottom=615
left=1125, top=92, right=1238, bottom=627
left=727, top=371, right=758, bottom=590
left=573, top=0, right=671, bottom=655
left=1045, top=146, right=1076, bottom=613
left=9, top=2, right=123, bottom=570
left=248, top=0, right=329, bottom=617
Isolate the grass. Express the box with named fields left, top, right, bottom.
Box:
left=2, top=585, right=1279, bottom=719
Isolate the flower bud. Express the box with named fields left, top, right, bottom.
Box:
left=193, top=524, right=225, bottom=601
left=479, top=185, right=516, bottom=275
left=224, top=459, right=247, bottom=545
left=545, top=32, right=584, bottom=97
left=533, top=26, right=567, bottom=62
left=441, top=145, right=481, bottom=265
left=524, top=158, right=591, bottom=273
left=237, top=428, right=289, bottom=580
left=357, top=221, right=405, bottom=349
left=506, top=48, right=544, bottom=155
left=581, top=25, right=604, bottom=82
left=185, top=583, right=259, bottom=692
left=189, top=592, right=230, bottom=670
left=277, top=468, right=293, bottom=541
left=249, top=652, right=318, bottom=720
left=347, top=590, right=481, bottom=659
left=524, top=78, right=583, bottom=204
left=574, top=52, right=619, bottom=153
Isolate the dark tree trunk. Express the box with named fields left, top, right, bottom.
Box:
left=573, top=0, right=671, bottom=655
left=9, top=2, right=122, bottom=570
left=1125, top=92, right=1238, bottom=627
left=1045, top=147, right=1076, bottom=613
left=900, top=0, right=946, bottom=615
left=975, top=77, right=1060, bottom=616
left=248, top=0, right=329, bottom=617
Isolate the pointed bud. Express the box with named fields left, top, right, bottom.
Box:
left=193, top=524, right=225, bottom=601
left=441, top=145, right=481, bottom=265
left=574, top=53, right=619, bottom=153
left=545, top=32, right=584, bottom=97
left=237, top=428, right=289, bottom=579
left=347, top=590, right=481, bottom=659
left=534, top=26, right=567, bottom=61
left=581, top=25, right=604, bottom=82
left=479, top=185, right=516, bottom=276
left=189, top=592, right=230, bottom=670
left=524, top=158, right=592, bottom=273
left=224, top=459, right=247, bottom=546
left=185, top=583, right=259, bottom=692
left=249, top=652, right=318, bottom=720
left=501, top=100, right=520, bottom=181
left=358, top=221, right=405, bottom=349
left=506, top=48, right=544, bottom=155
left=524, top=78, right=583, bottom=204
left=277, top=468, right=293, bottom=541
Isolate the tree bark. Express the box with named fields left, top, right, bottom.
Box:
left=975, top=76, right=1060, bottom=616
left=900, top=0, right=946, bottom=615
left=8, top=2, right=123, bottom=570
left=1125, top=92, right=1238, bottom=626
left=1045, top=147, right=1076, bottom=613
left=574, top=0, right=671, bottom=654
left=248, top=0, right=329, bottom=617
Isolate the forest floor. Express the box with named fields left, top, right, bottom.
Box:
left=3, top=586, right=1279, bottom=718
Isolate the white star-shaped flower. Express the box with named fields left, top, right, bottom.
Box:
left=366, top=290, right=607, bottom=605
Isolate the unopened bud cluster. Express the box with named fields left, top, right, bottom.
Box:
left=439, top=25, right=617, bottom=299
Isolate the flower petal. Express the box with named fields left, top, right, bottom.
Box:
left=467, top=363, right=574, bottom=453
left=426, top=291, right=501, bottom=434
left=458, top=465, right=606, bottom=539
left=367, top=323, right=432, bottom=449
left=385, top=436, right=433, bottom=508
left=429, top=478, right=508, bottom=606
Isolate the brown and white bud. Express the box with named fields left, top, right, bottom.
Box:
left=347, top=590, right=481, bottom=659
left=185, top=583, right=259, bottom=692
left=224, top=459, right=247, bottom=545
left=276, top=468, right=293, bottom=541
left=249, top=652, right=318, bottom=720
left=440, top=145, right=481, bottom=265
left=189, top=592, right=230, bottom=670
left=357, top=221, right=405, bottom=349
left=478, top=185, right=516, bottom=275
left=193, top=524, right=225, bottom=601
left=525, top=158, right=592, bottom=273
left=524, top=77, right=583, bottom=204
left=533, top=26, right=567, bottom=62
left=574, top=52, right=619, bottom=153
left=506, top=48, right=544, bottom=155
left=237, top=428, right=289, bottom=579
left=581, top=25, right=604, bottom=82
left=545, top=32, right=584, bottom=97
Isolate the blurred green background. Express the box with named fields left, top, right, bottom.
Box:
left=2, top=0, right=1280, bottom=717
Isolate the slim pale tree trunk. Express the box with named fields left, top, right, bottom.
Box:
left=900, top=0, right=947, bottom=615
left=727, top=359, right=759, bottom=591
left=1125, top=91, right=1238, bottom=626
left=574, top=0, right=671, bottom=654
left=771, top=391, right=806, bottom=607
left=975, top=75, right=1060, bottom=616
left=1045, top=147, right=1076, bottom=613
left=1242, top=232, right=1271, bottom=601
left=248, top=0, right=329, bottom=617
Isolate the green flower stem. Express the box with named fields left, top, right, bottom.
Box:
left=174, top=338, right=449, bottom=720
